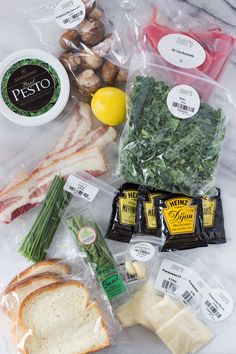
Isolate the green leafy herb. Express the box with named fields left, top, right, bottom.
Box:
left=120, top=76, right=226, bottom=196
left=66, top=214, right=127, bottom=301
left=19, top=175, right=72, bottom=262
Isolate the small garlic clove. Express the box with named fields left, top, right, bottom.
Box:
left=125, top=261, right=136, bottom=276
left=133, top=262, right=146, bottom=279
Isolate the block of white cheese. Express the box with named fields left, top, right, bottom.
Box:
left=157, top=307, right=214, bottom=354
left=116, top=282, right=162, bottom=330
left=144, top=295, right=182, bottom=332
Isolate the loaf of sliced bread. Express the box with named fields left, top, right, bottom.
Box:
left=2, top=273, right=63, bottom=320
left=18, top=281, right=110, bottom=354
left=8, top=259, right=70, bottom=286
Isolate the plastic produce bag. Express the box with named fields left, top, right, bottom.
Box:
left=153, top=251, right=236, bottom=335
left=26, top=0, right=128, bottom=102
left=119, top=56, right=235, bottom=196
left=108, top=0, right=236, bottom=85
left=0, top=256, right=119, bottom=354
left=64, top=171, right=118, bottom=234
left=116, top=249, right=236, bottom=354
left=0, top=99, right=118, bottom=224
left=122, top=235, right=164, bottom=289
left=66, top=208, right=128, bottom=304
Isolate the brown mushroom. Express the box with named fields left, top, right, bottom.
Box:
left=88, top=7, right=103, bottom=20
left=59, top=30, right=80, bottom=50
left=116, top=69, right=128, bottom=83
left=76, top=69, right=102, bottom=95
left=80, top=51, right=103, bottom=70
left=84, top=0, right=95, bottom=15
left=92, top=34, right=112, bottom=56
left=78, top=19, right=105, bottom=46
left=102, top=61, right=119, bottom=84
left=59, top=52, right=81, bottom=71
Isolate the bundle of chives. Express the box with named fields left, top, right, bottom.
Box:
left=19, top=175, right=72, bottom=262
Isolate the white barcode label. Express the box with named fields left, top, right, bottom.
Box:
left=130, top=242, right=155, bottom=262
left=154, top=258, right=191, bottom=295
left=64, top=175, right=99, bottom=202
left=55, top=0, right=85, bottom=29
left=172, top=102, right=195, bottom=113
left=205, top=300, right=222, bottom=319
left=161, top=279, right=177, bottom=293
left=175, top=270, right=210, bottom=307
left=167, top=84, right=200, bottom=119
left=201, top=289, right=233, bottom=322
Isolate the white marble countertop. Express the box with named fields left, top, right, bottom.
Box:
left=0, top=0, right=236, bottom=353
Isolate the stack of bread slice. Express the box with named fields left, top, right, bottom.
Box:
left=1, top=259, right=110, bottom=354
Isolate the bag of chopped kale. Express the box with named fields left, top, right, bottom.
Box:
left=119, top=55, right=235, bottom=197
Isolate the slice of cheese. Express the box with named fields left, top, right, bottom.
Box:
left=145, top=295, right=182, bottom=332
left=157, top=307, right=213, bottom=354
left=116, top=282, right=162, bottom=330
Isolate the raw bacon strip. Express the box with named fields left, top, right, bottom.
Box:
left=0, top=125, right=116, bottom=199
left=0, top=102, right=94, bottom=198
left=39, top=126, right=117, bottom=170
left=49, top=102, right=93, bottom=154
left=0, top=147, right=107, bottom=223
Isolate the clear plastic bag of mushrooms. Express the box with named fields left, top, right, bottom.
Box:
left=25, top=0, right=128, bottom=102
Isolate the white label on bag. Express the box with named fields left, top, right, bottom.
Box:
left=155, top=258, right=191, bottom=295
left=167, top=84, right=200, bottom=119
left=115, top=252, right=140, bottom=284
left=158, top=34, right=206, bottom=69
left=64, top=175, right=99, bottom=201
left=55, top=0, right=86, bottom=29
left=130, top=242, right=155, bottom=262
left=175, top=270, right=210, bottom=307
left=201, top=288, right=233, bottom=321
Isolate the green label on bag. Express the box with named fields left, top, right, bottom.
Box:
left=96, top=263, right=127, bottom=301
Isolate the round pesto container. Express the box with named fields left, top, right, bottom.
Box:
left=0, top=49, right=70, bottom=126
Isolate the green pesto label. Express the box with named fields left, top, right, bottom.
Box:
left=96, top=263, right=127, bottom=301
left=1, top=58, right=61, bottom=117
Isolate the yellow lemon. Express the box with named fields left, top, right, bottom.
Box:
left=91, top=87, right=126, bottom=126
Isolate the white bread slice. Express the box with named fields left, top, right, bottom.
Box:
left=2, top=273, right=63, bottom=320
left=18, top=281, right=110, bottom=354
left=8, top=259, right=70, bottom=286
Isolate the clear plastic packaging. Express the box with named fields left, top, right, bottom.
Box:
left=66, top=207, right=128, bottom=304
left=116, top=249, right=236, bottom=354
left=123, top=235, right=164, bottom=290
left=0, top=256, right=119, bottom=354
left=152, top=251, right=236, bottom=335
left=25, top=0, right=128, bottom=102
left=108, top=0, right=236, bottom=85
left=0, top=100, right=118, bottom=224
left=119, top=55, right=235, bottom=197
left=64, top=171, right=118, bottom=234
